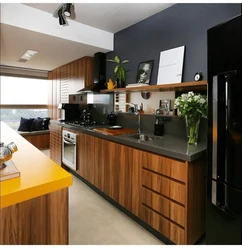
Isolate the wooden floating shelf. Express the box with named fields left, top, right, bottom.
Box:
left=100, top=80, right=207, bottom=93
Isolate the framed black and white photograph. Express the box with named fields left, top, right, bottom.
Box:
left=136, top=60, right=154, bottom=84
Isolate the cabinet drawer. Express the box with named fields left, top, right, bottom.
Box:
left=142, top=151, right=187, bottom=183
left=141, top=205, right=185, bottom=244
left=142, top=169, right=186, bottom=205
left=142, top=187, right=185, bottom=227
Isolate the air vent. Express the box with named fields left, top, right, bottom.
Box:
left=19, top=50, right=39, bottom=62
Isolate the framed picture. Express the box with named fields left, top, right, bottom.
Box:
left=136, top=60, right=154, bottom=84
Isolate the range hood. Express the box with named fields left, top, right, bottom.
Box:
left=78, top=52, right=106, bottom=93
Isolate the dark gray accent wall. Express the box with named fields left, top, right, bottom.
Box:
left=106, top=4, right=241, bottom=85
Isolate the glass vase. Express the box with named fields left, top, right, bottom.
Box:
left=185, top=116, right=200, bottom=145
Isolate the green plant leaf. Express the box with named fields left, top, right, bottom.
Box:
left=106, top=59, right=116, bottom=63
left=121, top=60, right=129, bottom=64
left=114, top=65, right=119, bottom=74
left=114, top=56, right=120, bottom=64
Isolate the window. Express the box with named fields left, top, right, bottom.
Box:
left=0, top=76, right=48, bottom=130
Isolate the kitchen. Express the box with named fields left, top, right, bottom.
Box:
left=0, top=2, right=241, bottom=245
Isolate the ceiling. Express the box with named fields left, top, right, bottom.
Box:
left=0, top=3, right=174, bottom=72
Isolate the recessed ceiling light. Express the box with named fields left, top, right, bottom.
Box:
left=19, top=50, right=39, bottom=62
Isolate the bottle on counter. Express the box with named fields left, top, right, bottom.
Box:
left=139, top=102, right=144, bottom=114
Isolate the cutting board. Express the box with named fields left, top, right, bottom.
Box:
left=93, top=127, right=136, bottom=136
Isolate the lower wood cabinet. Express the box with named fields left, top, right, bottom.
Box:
left=77, top=133, right=142, bottom=218
left=50, top=123, right=62, bottom=166
left=53, top=128, right=205, bottom=245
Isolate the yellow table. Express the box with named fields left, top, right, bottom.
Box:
left=0, top=122, right=72, bottom=244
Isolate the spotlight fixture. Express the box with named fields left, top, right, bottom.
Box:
left=53, top=3, right=74, bottom=25
left=64, top=3, right=72, bottom=17
left=58, top=8, right=66, bottom=25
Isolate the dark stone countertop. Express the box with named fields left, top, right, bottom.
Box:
left=51, top=120, right=207, bottom=162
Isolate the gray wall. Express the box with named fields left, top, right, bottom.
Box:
left=106, top=3, right=241, bottom=85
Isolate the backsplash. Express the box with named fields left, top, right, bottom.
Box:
left=116, top=113, right=207, bottom=143
left=128, top=91, right=175, bottom=114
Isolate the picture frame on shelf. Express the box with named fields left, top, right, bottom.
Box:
left=136, top=60, right=154, bottom=84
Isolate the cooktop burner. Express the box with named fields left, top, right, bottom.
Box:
left=66, top=120, right=97, bottom=127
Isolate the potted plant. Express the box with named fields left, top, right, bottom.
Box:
left=174, top=91, right=207, bottom=145
left=107, top=56, right=129, bottom=88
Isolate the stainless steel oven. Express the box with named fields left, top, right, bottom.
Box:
left=62, top=130, right=77, bottom=171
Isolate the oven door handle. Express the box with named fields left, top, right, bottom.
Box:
left=63, top=138, right=76, bottom=146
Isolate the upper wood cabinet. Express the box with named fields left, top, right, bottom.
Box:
left=50, top=56, right=94, bottom=103
left=69, top=56, right=94, bottom=94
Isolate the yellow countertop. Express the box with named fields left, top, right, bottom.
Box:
left=0, top=122, right=72, bottom=208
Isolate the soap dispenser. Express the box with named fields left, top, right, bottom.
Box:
left=154, top=118, right=164, bottom=136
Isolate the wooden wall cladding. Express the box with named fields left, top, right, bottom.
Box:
left=0, top=188, right=68, bottom=245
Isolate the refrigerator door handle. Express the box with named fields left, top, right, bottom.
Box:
left=212, top=76, right=218, bottom=180
left=211, top=180, right=217, bottom=206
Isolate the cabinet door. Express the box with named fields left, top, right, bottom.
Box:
left=69, top=60, right=83, bottom=94
left=84, top=57, right=94, bottom=88
left=118, top=145, right=142, bottom=217
left=50, top=123, right=62, bottom=166
left=77, top=133, right=94, bottom=184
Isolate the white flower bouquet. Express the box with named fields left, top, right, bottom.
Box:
left=174, top=91, right=207, bottom=144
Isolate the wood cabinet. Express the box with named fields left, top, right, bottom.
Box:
left=68, top=56, right=94, bottom=94
left=50, top=123, right=62, bottom=166
left=140, top=150, right=205, bottom=244
left=68, top=129, right=205, bottom=245
left=49, top=56, right=94, bottom=115
left=77, top=133, right=142, bottom=217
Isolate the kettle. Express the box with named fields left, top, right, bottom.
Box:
left=0, top=142, right=18, bottom=169
left=106, top=79, right=116, bottom=90
left=107, top=111, right=116, bottom=126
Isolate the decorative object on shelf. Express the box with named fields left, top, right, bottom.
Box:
left=157, top=45, right=185, bottom=85
left=136, top=60, right=154, bottom=84
left=174, top=91, right=207, bottom=145
left=107, top=56, right=129, bottom=88
left=159, top=99, right=171, bottom=115
left=106, top=79, right=116, bottom=90
left=141, top=91, right=150, bottom=100
left=0, top=142, right=18, bottom=169
left=194, top=71, right=203, bottom=81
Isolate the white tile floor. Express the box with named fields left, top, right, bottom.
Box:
left=41, top=149, right=163, bottom=245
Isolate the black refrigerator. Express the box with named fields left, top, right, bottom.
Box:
left=206, top=14, right=242, bottom=244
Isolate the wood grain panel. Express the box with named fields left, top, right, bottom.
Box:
left=142, top=187, right=185, bottom=227
left=186, top=158, right=206, bottom=244
left=50, top=123, right=62, bottom=166
left=0, top=188, right=68, bottom=245
left=47, top=188, right=69, bottom=244
left=22, top=133, right=50, bottom=149
left=84, top=56, right=94, bottom=88
left=142, top=169, right=186, bottom=205
left=142, top=151, right=187, bottom=183
left=141, top=205, right=185, bottom=245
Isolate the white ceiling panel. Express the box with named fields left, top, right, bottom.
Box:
left=1, top=3, right=175, bottom=71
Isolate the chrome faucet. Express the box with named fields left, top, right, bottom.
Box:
left=131, top=103, right=141, bottom=134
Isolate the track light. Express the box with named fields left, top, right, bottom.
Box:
left=64, top=3, right=72, bottom=17
left=53, top=3, right=74, bottom=26
left=58, top=8, right=66, bottom=25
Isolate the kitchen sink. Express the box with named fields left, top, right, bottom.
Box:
left=126, top=133, right=162, bottom=141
